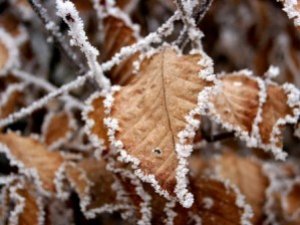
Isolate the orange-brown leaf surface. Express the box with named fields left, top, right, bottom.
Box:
left=214, top=153, right=268, bottom=224
left=0, top=132, right=64, bottom=193
left=42, top=111, right=75, bottom=148
left=17, top=183, right=42, bottom=225
left=209, top=72, right=299, bottom=152
left=0, top=84, right=23, bottom=119
left=85, top=93, right=109, bottom=152
left=258, top=84, right=293, bottom=145
left=111, top=47, right=211, bottom=192
left=102, top=15, right=139, bottom=85
left=192, top=178, right=246, bottom=225
left=0, top=39, right=9, bottom=72
left=65, top=158, right=119, bottom=213
left=210, top=74, right=260, bottom=132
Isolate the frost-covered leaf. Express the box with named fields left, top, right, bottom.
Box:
left=16, top=183, right=44, bottom=225
left=0, top=83, right=24, bottom=119
left=214, top=153, right=268, bottom=224
left=191, top=177, right=250, bottom=225
left=83, top=92, right=109, bottom=157
left=283, top=181, right=300, bottom=223
left=1, top=178, right=44, bottom=225
left=263, top=162, right=300, bottom=224
left=207, top=71, right=300, bottom=159
left=106, top=47, right=213, bottom=207
left=65, top=158, right=130, bottom=218
left=101, top=8, right=140, bottom=85
left=42, top=110, right=76, bottom=150
left=210, top=73, right=260, bottom=132
left=0, top=132, right=64, bottom=194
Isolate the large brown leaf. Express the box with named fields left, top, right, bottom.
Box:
left=0, top=132, right=64, bottom=194
left=107, top=47, right=212, bottom=206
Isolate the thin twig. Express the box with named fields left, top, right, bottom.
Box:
left=175, top=0, right=214, bottom=49
left=0, top=72, right=92, bottom=128
left=12, top=69, right=84, bottom=110
left=201, top=130, right=235, bottom=142
left=27, top=0, right=87, bottom=73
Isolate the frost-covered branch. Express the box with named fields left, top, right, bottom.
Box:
left=174, top=0, right=213, bottom=49
left=55, top=0, right=111, bottom=90
left=0, top=72, right=92, bottom=128
left=12, top=69, right=84, bottom=109
left=27, top=0, right=86, bottom=72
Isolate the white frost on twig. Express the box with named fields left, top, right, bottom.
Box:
left=56, top=0, right=111, bottom=90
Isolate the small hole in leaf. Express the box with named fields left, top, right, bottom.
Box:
left=66, top=13, right=75, bottom=22
left=152, top=148, right=162, bottom=156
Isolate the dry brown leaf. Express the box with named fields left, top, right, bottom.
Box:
left=0, top=12, right=23, bottom=38
left=110, top=48, right=209, bottom=191
left=208, top=71, right=300, bottom=159
left=0, top=84, right=23, bottom=119
left=42, top=111, right=75, bottom=149
left=191, top=177, right=246, bottom=225
left=258, top=84, right=293, bottom=145
left=107, top=47, right=212, bottom=207
left=2, top=178, right=44, bottom=225
left=84, top=92, right=109, bottom=155
left=214, top=153, right=268, bottom=224
left=263, top=162, right=300, bottom=225
left=65, top=158, right=125, bottom=218
left=210, top=74, right=260, bottom=132
left=0, top=132, right=64, bottom=194
left=284, top=182, right=300, bottom=220
left=73, top=0, right=93, bottom=11
left=102, top=15, right=139, bottom=85
left=0, top=39, right=9, bottom=72
left=17, top=183, right=43, bottom=225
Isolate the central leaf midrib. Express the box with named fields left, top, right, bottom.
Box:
left=160, top=50, right=176, bottom=149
